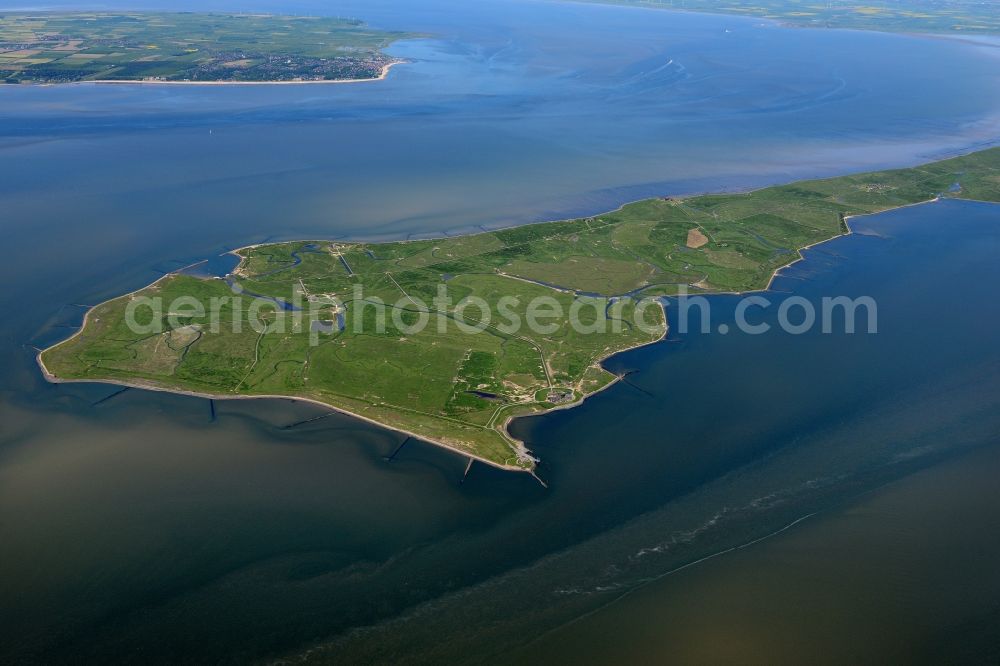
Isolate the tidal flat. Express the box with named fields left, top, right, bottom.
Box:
left=2, top=0, right=1000, bottom=662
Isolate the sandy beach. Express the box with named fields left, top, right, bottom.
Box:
left=75, top=61, right=403, bottom=87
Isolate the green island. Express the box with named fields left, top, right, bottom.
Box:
left=39, top=148, right=1000, bottom=470
left=576, top=0, right=1000, bottom=34
left=0, top=12, right=414, bottom=84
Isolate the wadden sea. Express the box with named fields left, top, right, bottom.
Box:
left=2, top=1, right=999, bottom=662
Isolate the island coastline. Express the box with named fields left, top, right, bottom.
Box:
left=37, top=147, right=1000, bottom=472
left=34, top=265, right=665, bottom=475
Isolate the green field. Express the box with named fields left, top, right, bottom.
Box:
left=40, top=148, right=1000, bottom=468
left=0, top=12, right=414, bottom=83
left=573, top=0, right=1000, bottom=34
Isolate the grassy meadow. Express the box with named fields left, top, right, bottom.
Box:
left=40, top=148, right=1000, bottom=467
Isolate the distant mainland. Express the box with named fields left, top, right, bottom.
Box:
left=0, top=12, right=415, bottom=84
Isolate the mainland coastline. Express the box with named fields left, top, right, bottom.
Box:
left=78, top=61, right=404, bottom=87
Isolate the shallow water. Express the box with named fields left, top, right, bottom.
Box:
left=1, top=1, right=1000, bottom=662
left=274, top=198, right=1000, bottom=663
left=518, top=441, right=1000, bottom=665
